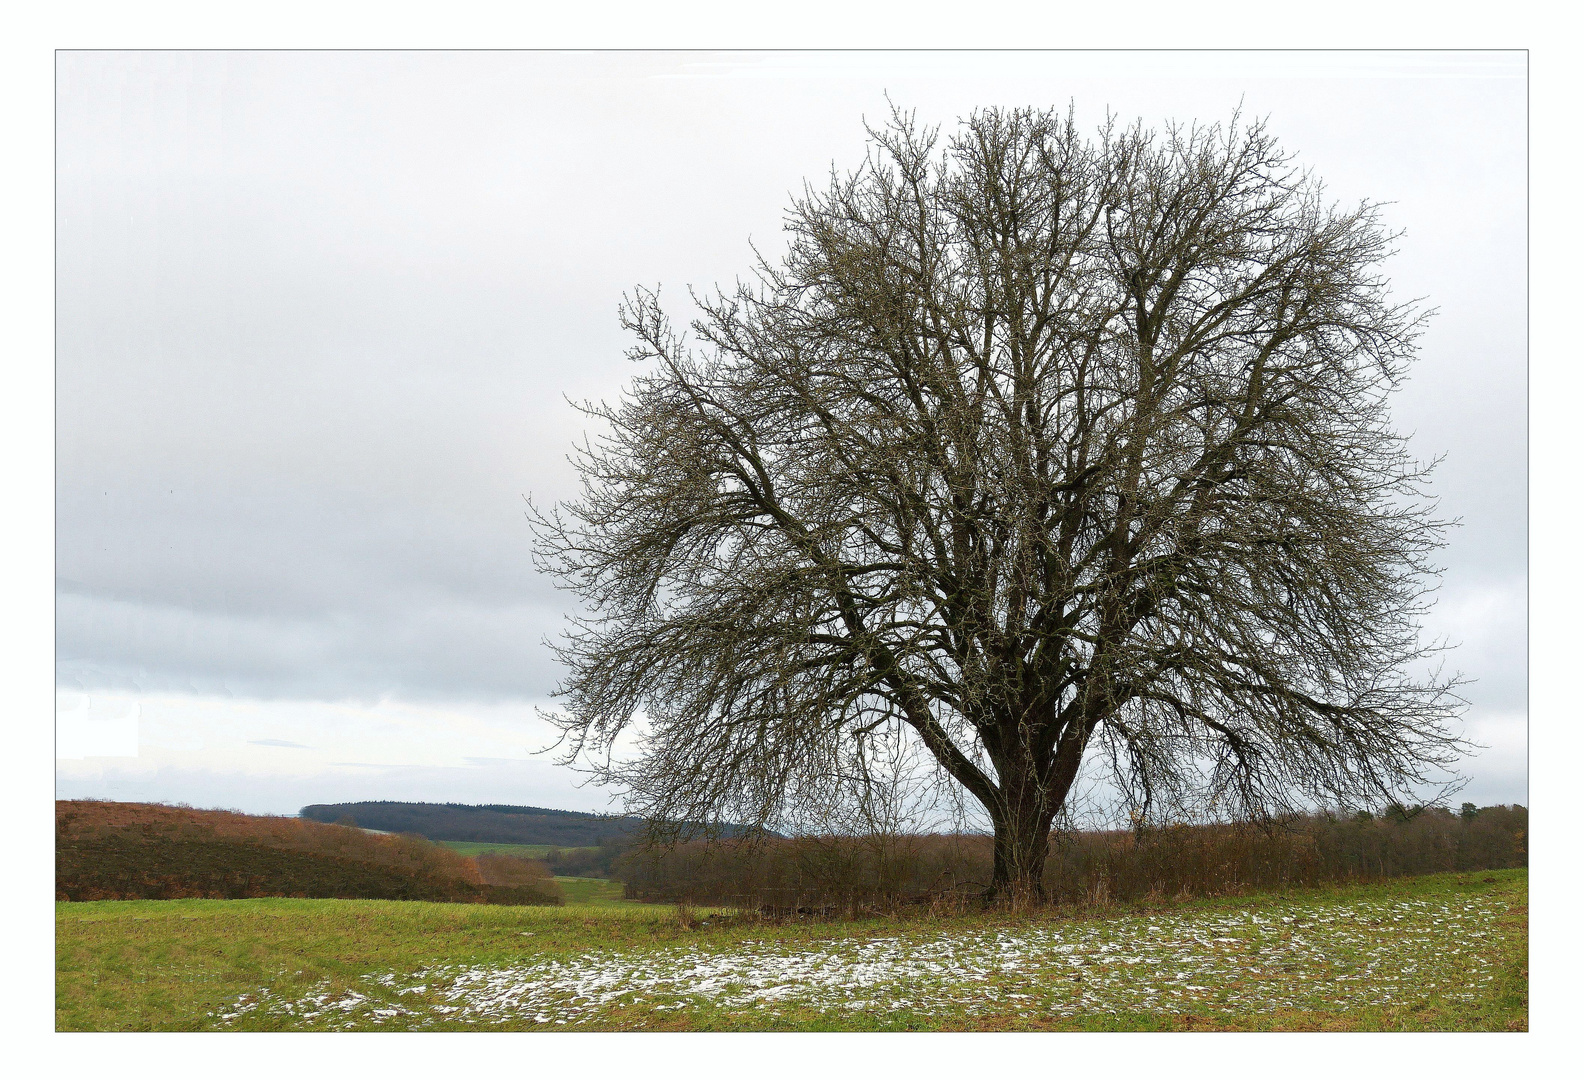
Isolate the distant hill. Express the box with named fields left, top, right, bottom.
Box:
left=299, top=801, right=647, bottom=847
left=56, top=800, right=561, bottom=905
left=299, top=801, right=774, bottom=847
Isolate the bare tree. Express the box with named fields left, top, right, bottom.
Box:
left=530, top=106, right=1465, bottom=900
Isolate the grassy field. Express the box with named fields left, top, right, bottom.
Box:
left=56, top=869, right=1525, bottom=1032
left=438, top=841, right=598, bottom=860
left=553, top=876, right=630, bottom=906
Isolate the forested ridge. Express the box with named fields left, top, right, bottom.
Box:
left=299, top=800, right=646, bottom=846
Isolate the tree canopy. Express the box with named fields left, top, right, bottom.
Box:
left=530, top=106, right=1464, bottom=896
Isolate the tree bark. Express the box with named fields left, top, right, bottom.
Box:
left=986, top=767, right=1058, bottom=903
left=989, top=814, right=1053, bottom=903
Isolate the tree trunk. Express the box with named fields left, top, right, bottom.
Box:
left=988, top=797, right=1055, bottom=905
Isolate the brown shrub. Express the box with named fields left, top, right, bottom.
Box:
left=473, top=853, right=564, bottom=905
left=55, top=800, right=561, bottom=904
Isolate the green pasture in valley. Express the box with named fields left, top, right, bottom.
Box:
left=438, top=841, right=598, bottom=859
left=56, top=869, right=1525, bottom=1032
left=553, top=877, right=630, bottom=906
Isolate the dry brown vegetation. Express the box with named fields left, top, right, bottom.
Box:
left=56, top=800, right=562, bottom=905
left=617, top=804, right=1527, bottom=912
left=474, top=852, right=558, bottom=891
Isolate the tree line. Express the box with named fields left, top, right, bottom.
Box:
left=614, top=804, right=1526, bottom=911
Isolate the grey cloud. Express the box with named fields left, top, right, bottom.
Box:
left=1420, top=577, right=1528, bottom=715
left=55, top=489, right=565, bottom=623
left=1449, top=712, right=1529, bottom=808
left=249, top=739, right=312, bottom=748
left=55, top=51, right=1524, bottom=784
left=56, top=758, right=622, bottom=817
left=56, top=588, right=569, bottom=703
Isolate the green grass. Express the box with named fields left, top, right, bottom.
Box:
left=56, top=869, right=1525, bottom=1032
left=437, top=841, right=598, bottom=859
left=552, top=876, right=631, bottom=906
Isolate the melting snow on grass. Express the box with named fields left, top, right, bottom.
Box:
left=214, top=892, right=1510, bottom=1029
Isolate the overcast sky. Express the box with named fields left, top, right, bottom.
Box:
left=55, top=50, right=1526, bottom=816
